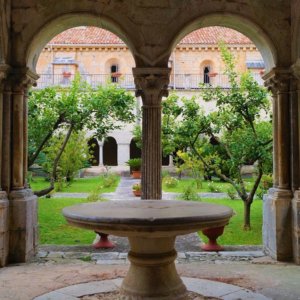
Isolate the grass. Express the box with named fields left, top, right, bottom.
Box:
left=30, top=175, right=120, bottom=193
left=162, top=177, right=254, bottom=193
left=197, top=198, right=262, bottom=245
left=38, top=197, right=96, bottom=245
left=38, top=196, right=262, bottom=246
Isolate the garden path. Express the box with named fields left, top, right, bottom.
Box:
left=52, top=176, right=228, bottom=199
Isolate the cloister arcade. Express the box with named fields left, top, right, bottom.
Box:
left=0, top=0, right=300, bottom=267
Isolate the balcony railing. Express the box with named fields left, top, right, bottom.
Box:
left=34, top=73, right=264, bottom=90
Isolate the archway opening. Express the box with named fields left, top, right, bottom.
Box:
left=103, top=137, right=118, bottom=166
left=130, top=139, right=141, bottom=159
left=165, top=24, right=273, bottom=245
left=27, top=22, right=137, bottom=247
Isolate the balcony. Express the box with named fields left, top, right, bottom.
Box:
left=34, top=73, right=264, bottom=90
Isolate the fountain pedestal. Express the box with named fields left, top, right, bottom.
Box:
left=63, top=200, right=233, bottom=299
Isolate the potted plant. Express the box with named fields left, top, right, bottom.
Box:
left=132, top=182, right=141, bottom=197
left=126, top=158, right=142, bottom=179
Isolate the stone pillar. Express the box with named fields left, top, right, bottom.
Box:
left=169, top=155, right=174, bottom=167
left=0, top=64, right=10, bottom=267
left=262, top=69, right=293, bottom=261
left=8, top=69, right=39, bottom=263
left=133, top=68, right=171, bottom=199
left=291, top=61, right=300, bottom=264
left=117, top=143, right=130, bottom=165
left=98, top=142, right=103, bottom=166
left=23, top=89, right=29, bottom=188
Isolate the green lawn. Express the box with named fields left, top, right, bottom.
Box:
left=39, top=197, right=96, bottom=244
left=30, top=175, right=120, bottom=193
left=162, top=177, right=254, bottom=193
left=197, top=198, right=262, bottom=245
left=38, top=196, right=262, bottom=246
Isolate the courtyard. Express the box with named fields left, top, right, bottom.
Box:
left=2, top=1, right=300, bottom=299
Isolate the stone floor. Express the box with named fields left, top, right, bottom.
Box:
left=1, top=254, right=300, bottom=300
left=2, top=177, right=299, bottom=299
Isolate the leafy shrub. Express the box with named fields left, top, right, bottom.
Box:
left=179, top=185, right=201, bottom=201
left=163, top=176, right=179, bottom=188
left=256, top=174, right=273, bottom=200
left=54, top=178, right=66, bottom=192
left=132, top=183, right=141, bottom=191
left=227, top=187, right=237, bottom=200
left=126, top=158, right=142, bottom=171
left=102, top=174, right=118, bottom=188
left=207, top=182, right=221, bottom=193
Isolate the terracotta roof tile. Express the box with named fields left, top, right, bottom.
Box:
left=49, top=26, right=252, bottom=46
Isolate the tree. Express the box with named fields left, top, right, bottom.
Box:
left=160, top=43, right=272, bottom=230
left=29, top=74, right=135, bottom=196
left=42, top=131, right=90, bottom=183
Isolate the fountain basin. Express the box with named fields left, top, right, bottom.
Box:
left=63, top=200, right=233, bottom=299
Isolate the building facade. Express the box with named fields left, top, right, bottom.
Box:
left=1, top=0, right=300, bottom=266
left=36, top=26, right=264, bottom=167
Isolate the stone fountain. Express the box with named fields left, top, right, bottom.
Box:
left=63, top=199, right=233, bottom=299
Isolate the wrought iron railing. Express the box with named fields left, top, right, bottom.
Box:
left=34, top=73, right=264, bottom=90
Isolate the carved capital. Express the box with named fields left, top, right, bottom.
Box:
left=263, top=68, right=291, bottom=95
left=133, top=68, right=171, bottom=106
left=0, top=64, right=10, bottom=83
left=11, top=68, right=39, bottom=92
left=291, top=59, right=300, bottom=90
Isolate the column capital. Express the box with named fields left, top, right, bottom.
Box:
left=133, top=68, right=171, bottom=106
left=0, top=64, right=10, bottom=82
left=263, top=67, right=292, bottom=95
left=11, top=68, right=39, bottom=91
left=291, top=59, right=300, bottom=90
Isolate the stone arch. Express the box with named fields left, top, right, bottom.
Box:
left=130, top=138, right=141, bottom=160
left=103, top=136, right=118, bottom=166
left=26, top=13, right=137, bottom=72
left=168, top=13, right=277, bottom=72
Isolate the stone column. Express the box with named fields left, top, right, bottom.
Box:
left=0, top=64, right=10, bottom=267
left=98, top=142, right=104, bottom=166
left=291, top=61, right=300, bottom=264
left=133, top=68, right=171, bottom=199
left=117, top=143, right=130, bottom=166
left=8, top=69, right=39, bottom=263
left=262, top=68, right=293, bottom=261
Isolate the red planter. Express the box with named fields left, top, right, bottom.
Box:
left=132, top=170, right=141, bottom=179
left=133, top=190, right=141, bottom=197
left=93, top=232, right=115, bottom=249
left=201, top=226, right=225, bottom=251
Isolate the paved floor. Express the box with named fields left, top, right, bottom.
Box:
left=2, top=177, right=299, bottom=300
left=1, top=256, right=300, bottom=300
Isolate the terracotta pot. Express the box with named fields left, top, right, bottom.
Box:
left=133, top=190, right=141, bottom=197
left=132, top=170, right=141, bottom=179
left=201, top=226, right=225, bottom=251
left=93, top=232, right=115, bottom=249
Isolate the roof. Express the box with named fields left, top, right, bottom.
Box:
left=48, top=26, right=253, bottom=46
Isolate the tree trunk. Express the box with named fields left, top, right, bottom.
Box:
left=243, top=201, right=251, bottom=230
left=33, top=125, right=73, bottom=197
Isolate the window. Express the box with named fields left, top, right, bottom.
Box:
left=111, top=64, right=119, bottom=83
left=203, top=66, right=210, bottom=84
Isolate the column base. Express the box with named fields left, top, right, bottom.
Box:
left=292, top=190, right=300, bottom=264
left=8, top=189, right=38, bottom=263
left=0, top=191, right=9, bottom=267
left=120, top=237, right=187, bottom=300
left=263, top=188, right=293, bottom=261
